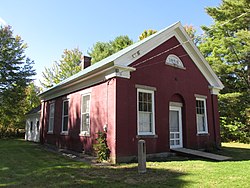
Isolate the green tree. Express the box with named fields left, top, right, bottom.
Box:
left=0, top=25, right=35, bottom=131
left=41, top=48, right=83, bottom=88
left=183, top=25, right=201, bottom=45
left=199, top=0, right=250, bottom=143
left=199, top=0, right=250, bottom=93
left=139, top=29, right=157, bottom=40
left=25, top=82, right=41, bottom=112
left=88, top=35, right=133, bottom=64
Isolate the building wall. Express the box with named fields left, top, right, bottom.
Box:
left=25, top=113, right=40, bottom=142
left=41, top=80, right=116, bottom=159
left=41, top=36, right=221, bottom=163
left=115, top=36, right=219, bottom=161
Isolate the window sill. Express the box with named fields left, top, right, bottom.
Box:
left=47, top=131, right=54, bottom=135
left=79, top=132, right=90, bottom=137
left=60, top=132, right=68, bottom=135
left=136, top=135, right=158, bottom=139
left=196, top=133, right=210, bottom=136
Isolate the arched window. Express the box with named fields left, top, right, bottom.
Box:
left=165, top=54, right=185, bottom=69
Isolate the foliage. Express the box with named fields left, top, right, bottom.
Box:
left=219, top=92, right=250, bottom=143
left=93, top=131, right=110, bottom=162
left=220, top=117, right=250, bottom=143
left=1, top=140, right=250, bottom=187
left=24, top=82, right=41, bottom=112
left=40, top=48, right=83, bottom=88
left=88, top=35, right=133, bottom=64
left=198, top=0, right=250, bottom=143
left=0, top=26, right=35, bottom=131
left=183, top=25, right=201, bottom=45
left=199, top=0, right=250, bottom=93
left=139, top=29, right=157, bottom=40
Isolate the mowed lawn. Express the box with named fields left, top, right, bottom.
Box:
left=0, top=140, right=249, bottom=188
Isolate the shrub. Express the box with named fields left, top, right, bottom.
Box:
left=219, top=92, right=250, bottom=144
left=93, top=131, right=110, bottom=162
left=0, top=126, right=25, bottom=139
left=220, top=117, right=250, bottom=144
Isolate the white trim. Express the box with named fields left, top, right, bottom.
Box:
left=169, top=102, right=183, bottom=107
left=39, top=22, right=224, bottom=101
left=174, top=27, right=224, bottom=91
left=196, top=97, right=208, bottom=134
left=165, top=54, right=185, bottom=69
left=194, top=94, right=207, bottom=99
left=79, top=88, right=92, bottom=95
left=135, top=84, right=157, bottom=91
left=209, top=86, right=221, bottom=95
left=169, top=105, right=183, bottom=149
left=137, top=88, right=155, bottom=136
left=61, top=99, right=69, bottom=133
left=80, top=93, right=91, bottom=136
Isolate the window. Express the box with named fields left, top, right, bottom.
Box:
left=62, top=100, right=69, bottom=133
left=30, top=121, right=33, bottom=132
left=37, top=121, right=39, bottom=131
left=48, top=103, right=55, bottom=133
left=196, top=98, right=208, bottom=134
left=137, top=88, right=155, bottom=135
left=81, top=94, right=91, bottom=135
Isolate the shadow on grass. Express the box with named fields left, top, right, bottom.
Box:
left=212, top=146, right=250, bottom=161
left=0, top=139, right=191, bottom=188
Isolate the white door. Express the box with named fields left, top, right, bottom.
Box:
left=169, top=106, right=183, bottom=149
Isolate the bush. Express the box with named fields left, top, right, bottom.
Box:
left=93, top=131, right=110, bottom=162
left=0, top=127, right=25, bottom=139
left=219, top=92, right=250, bottom=144
left=220, top=117, right=250, bottom=144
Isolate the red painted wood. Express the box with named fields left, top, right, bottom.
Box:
left=41, top=36, right=221, bottom=161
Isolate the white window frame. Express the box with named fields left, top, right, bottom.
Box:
left=61, top=100, right=69, bottom=134
left=80, top=93, right=91, bottom=136
left=137, top=88, right=155, bottom=135
left=196, top=97, right=208, bottom=134
left=48, top=103, right=55, bottom=133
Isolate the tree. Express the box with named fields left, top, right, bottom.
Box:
left=88, top=35, right=133, bottom=64
left=41, top=48, right=83, bottom=88
left=183, top=25, right=201, bottom=45
left=199, top=0, right=250, bottom=93
left=199, top=0, right=250, bottom=143
left=139, top=29, right=157, bottom=40
left=0, top=25, right=35, bottom=131
left=25, top=82, right=41, bottom=112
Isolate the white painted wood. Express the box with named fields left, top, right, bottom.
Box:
left=169, top=106, right=183, bottom=149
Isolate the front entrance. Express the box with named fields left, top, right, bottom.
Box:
left=169, top=106, right=183, bottom=149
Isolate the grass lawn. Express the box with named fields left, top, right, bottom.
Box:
left=0, top=140, right=249, bottom=187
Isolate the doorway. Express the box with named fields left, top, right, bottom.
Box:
left=169, top=106, right=183, bottom=149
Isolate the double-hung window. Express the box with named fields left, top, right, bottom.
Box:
left=137, top=88, right=155, bottom=135
left=196, top=97, right=208, bottom=134
left=81, top=94, right=91, bottom=135
left=48, top=103, right=55, bottom=133
left=62, top=100, right=69, bottom=133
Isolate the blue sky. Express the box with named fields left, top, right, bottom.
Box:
left=0, top=0, right=221, bottom=85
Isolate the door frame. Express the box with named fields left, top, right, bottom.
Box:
left=169, top=105, right=183, bottom=149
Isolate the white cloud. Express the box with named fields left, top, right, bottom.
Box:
left=0, top=17, right=7, bottom=26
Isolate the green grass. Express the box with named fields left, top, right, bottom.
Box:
left=0, top=139, right=249, bottom=187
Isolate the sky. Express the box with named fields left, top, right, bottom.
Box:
left=0, top=0, right=221, bottom=85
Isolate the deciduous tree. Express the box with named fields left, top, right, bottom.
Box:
left=139, top=29, right=157, bottom=40
left=88, top=35, right=133, bottom=64
left=41, top=48, right=83, bottom=88
left=0, top=25, right=35, bottom=130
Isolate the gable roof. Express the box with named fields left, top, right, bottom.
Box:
left=26, top=105, right=41, bottom=115
left=40, top=22, right=224, bottom=100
